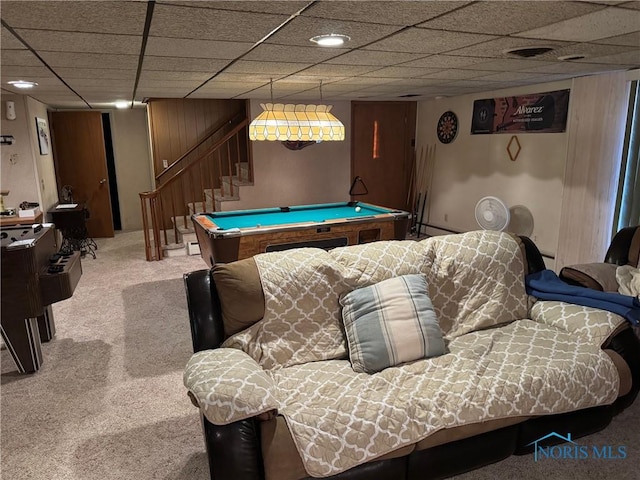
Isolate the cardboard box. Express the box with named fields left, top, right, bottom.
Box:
left=18, top=206, right=41, bottom=218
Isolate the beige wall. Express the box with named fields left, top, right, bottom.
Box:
left=109, top=108, right=153, bottom=231
left=0, top=94, right=44, bottom=211
left=555, top=72, right=630, bottom=271
left=225, top=100, right=351, bottom=210
left=26, top=96, right=58, bottom=212
left=416, top=80, right=572, bottom=259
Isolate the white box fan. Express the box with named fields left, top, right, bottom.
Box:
left=475, top=196, right=534, bottom=236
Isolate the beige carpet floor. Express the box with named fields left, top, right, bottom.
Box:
left=2, top=230, right=639, bottom=479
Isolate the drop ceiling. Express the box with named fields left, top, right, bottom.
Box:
left=1, top=0, right=638, bottom=109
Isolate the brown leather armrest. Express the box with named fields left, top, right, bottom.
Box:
left=559, top=263, right=619, bottom=292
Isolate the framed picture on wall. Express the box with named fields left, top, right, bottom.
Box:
left=35, top=117, right=50, bottom=155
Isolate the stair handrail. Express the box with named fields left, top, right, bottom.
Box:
left=155, top=112, right=246, bottom=183
left=144, top=118, right=248, bottom=193
left=140, top=116, right=250, bottom=261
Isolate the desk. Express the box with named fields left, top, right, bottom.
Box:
left=192, top=202, right=410, bottom=266
left=0, top=211, right=43, bottom=227
left=48, top=203, right=97, bottom=258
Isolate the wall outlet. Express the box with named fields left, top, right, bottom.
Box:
left=444, top=213, right=448, bottom=222
left=162, top=159, right=168, bottom=168
left=41, top=178, right=45, bottom=190
left=9, top=153, right=18, bottom=164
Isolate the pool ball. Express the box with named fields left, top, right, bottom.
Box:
left=355, top=206, right=361, bottom=212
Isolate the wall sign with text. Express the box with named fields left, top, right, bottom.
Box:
left=471, top=89, right=570, bottom=135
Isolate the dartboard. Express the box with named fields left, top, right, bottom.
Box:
left=437, top=111, right=458, bottom=144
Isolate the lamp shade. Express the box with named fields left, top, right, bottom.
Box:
left=248, top=103, right=345, bottom=142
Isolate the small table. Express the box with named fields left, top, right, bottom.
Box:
left=47, top=203, right=97, bottom=258
left=192, top=201, right=410, bottom=266
left=0, top=211, right=43, bottom=227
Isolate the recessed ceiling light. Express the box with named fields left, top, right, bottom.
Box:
left=7, top=80, right=38, bottom=89
left=310, top=34, right=351, bottom=47
left=114, top=100, right=130, bottom=109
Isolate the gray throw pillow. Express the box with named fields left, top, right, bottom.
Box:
left=340, top=274, right=445, bottom=374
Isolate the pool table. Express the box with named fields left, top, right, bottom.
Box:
left=192, top=201, right=410, bottom=266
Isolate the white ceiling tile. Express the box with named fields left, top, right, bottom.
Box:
left=266, top=16, right=403, bottom=49
left=619, top=1, right=640, bottom=9
left=360, top=66, right=443, bottom=78
left=515, top=7, right=640, bottom=42
left=397, top=55, right=488, bottom=69
left=150, top=4, right=289, bottom=42
left=472, top=71, right=548, bottom=82
left=420, top=1, right=604, bottom=35
left=545, top=43, right=637, bottom=61
left=137, top=79, right=202, bottom=88
left=142, top=56, right=229, bottom=72
left=140, top=71, right=212, bottom=81
left=324, top=50, right=427, bottom=66
left=1, top=27, right=25, bottom=49
left=224, top=60, right=309, bottom=76
left=279, top=75, right=349, bottom=84
left=53, top=68, right=135, bottom=80
left=157, top=1, right=309, bottom=15
left=327, top=77, right=398, bottom=86
left=593, top=31, right=640, bottom=46
left=447, top=37, right=573, bottom=58
left=214, top=72, right=285, bottom=83
left=15, top=29, right=142, bottom=55
left=0, top=65, right=51, bottom=78
left=243, top=44, right=348, bottom=63
left=303, top=1, right=471, bottom=26
left=517, top=61, right=624, bottom=75
left=457, top=58, right=556, bottom=72
left=0, top=1, right=148, bottom=34
left=67, top=79, right=134, bottom=88
left=576, top=49, right=640, bottom=65
left=420, top=69, right=499, bottom=80
left=363, top=28, right=497, bottom=54
left=296, top=64, right=380, bottom=77
left=1, top=49, right=42, bottom=66
left=39, top=52, right=139, bottom=69
left=136, top=88, right=192, bottom=97
left=145, top=37, right=252, bottom=60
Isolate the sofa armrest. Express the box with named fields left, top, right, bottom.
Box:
left=559, top=263, right=619, bottom=292
left=530, top=300, right=626, bottom=346
left=184, top=348, right=279, bottom=425
left=184, top=269, right=225, bottom=352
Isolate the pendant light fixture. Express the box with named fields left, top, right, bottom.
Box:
left=248, top=80, right=345, bottom=142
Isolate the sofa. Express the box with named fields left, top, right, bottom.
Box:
left=183, top=231, right=640, bottom=480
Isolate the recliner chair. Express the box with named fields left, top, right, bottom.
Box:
left=559, top=225, right=640, bottom=291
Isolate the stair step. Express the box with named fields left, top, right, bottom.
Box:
left=162, top=242, right=187, bottom=257
left=236, top=161, right=250, bottom=179
left=207, top=189, right=239, bottom=202
left=188, top=200, right=214, bottom=215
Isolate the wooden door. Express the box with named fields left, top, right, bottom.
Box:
left=50, top=111, right=114, bottom=238
left=351, top=102, right=416, bottom=211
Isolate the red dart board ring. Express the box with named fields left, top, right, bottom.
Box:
left=437, top=111, right=458, bottom=144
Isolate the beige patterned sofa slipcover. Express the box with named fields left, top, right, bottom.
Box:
left=185, top=231, right=628, bottom=478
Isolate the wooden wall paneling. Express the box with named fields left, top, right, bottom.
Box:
left=555, top=72, right=630, bottom=271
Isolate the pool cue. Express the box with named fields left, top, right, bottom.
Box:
left=412, top=147, right=425, bottom=232
left=406, top=148, right=417, bottom=209
left=417, top=144, right=435, bottom=237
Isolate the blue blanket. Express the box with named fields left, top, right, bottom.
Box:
left=526, top=270, right=640, bottom=326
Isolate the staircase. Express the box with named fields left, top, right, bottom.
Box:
left=140, top=115, right=253, bottom=261
left=168, top=162, right=253, bottom=258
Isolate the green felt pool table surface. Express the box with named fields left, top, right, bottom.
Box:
left=204, top=202, right=400, bottom=230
